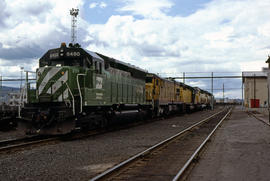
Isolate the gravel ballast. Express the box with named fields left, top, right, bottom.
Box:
left=0, top=122, right=27, bottom=141
left=0, top=107, right=223, bottom=181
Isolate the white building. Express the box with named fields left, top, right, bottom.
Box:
left=243, top=71, right=268, bottom=108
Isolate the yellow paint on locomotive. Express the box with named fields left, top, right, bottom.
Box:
left=146, top=73, right=212, bottom=109
left=145, top=74, right=161, bottom=102
left=174, top=83, right=181, bottom=103
left=182, top=87, right=193, bottom=104
left=195, top=90, right=200, bottom=104
left=200, top=93, right=207, bottom=104
left=159, top=79, right=175, bottom=104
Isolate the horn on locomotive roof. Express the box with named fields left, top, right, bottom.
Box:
left=68, top=43, right=81, bottom=48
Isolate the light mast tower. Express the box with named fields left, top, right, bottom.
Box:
left=70, top=8, right=79, bottom=44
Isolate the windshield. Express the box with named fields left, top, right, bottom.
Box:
left=146, top=77, right=153, bottom=83
left=40, top=58, right=82, bottom=67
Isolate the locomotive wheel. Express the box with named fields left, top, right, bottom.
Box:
left=100, top=117, right=108, bottom=128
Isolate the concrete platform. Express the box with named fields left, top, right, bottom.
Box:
left=250, top=111, right=270, bottom=126
left=188, top=106, right=270, bottom=181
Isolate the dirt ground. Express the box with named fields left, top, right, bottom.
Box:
left=187, top=106, right=270, bottom=181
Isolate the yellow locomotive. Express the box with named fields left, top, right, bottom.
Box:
left=145, top=73, right=213, bottom=116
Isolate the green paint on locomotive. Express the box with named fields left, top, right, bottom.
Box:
left=83, top=69, right=146, bottom=106
left=27, top=43, right=147, bottom=109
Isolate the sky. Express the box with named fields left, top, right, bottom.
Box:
left=0, top=0, right=270, bottom=99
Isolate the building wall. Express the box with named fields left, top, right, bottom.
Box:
left=244, top=77, right=267, bottom=107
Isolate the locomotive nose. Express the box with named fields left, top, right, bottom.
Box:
left=35, top=110, right=50, bottom=123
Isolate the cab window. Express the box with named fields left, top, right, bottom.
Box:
left=99, top=62, right=102, bottom=74
left=176, top=88, right=180, bottom=95
left=146, top=77, right=153, bottom=83
left=84, top=58, right=92, bottom=68
left=94, top=61, right=98, bottom=72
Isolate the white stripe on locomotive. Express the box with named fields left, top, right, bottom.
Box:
left=46, top=71, right=68, bottom=94
left=38, top=67, right=61, bottom=95
left=37, top=67, right=46, bottom=80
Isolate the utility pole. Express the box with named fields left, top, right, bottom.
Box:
left=241, top=72, right=244, bottom=109
left=183, top=72, right=185, bottom=84
left=20, top=67, right=24, bottom=91
left=211, top=72, right=214, bottom=110
left=70, top=8, right=79, bottom=44
left=267, top=71, right=270, bottom=123
left=223, top=83, right=225, bottom=104
left=265, top=55, right=270, bottom=123
left=254, top=74, right=256, bottom=101
left=25, top=71, right=29, bottom=103
left=0, top=75, right=2, bottom=106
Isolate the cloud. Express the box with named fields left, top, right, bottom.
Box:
left=0, top=0, right=85, bottom=80
left=89, top=2, right=107, bottom=9
left=118, top=0, right=173, bottom=18
left=89, top=2, right=98, bottom=9
left=84, top=0, right=270, bottom=98
left=0, top=0, right=8, bottom=27
left=100, top=2, right=107, bottom=8
left=1, top=0, right=270, bottom=98
left=0, top=44, right=42, bottom=60
left=90, top=0, right=270, bottom=68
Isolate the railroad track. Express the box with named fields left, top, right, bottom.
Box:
left=0, top=128, right=117, bottom=153
left=0, top=119, right=158, bottom=153
left=0, top=108, right=224, bottom=154
left=0, top=135, right=60, bottom=153
left=0, top=114, right=152, bottom=153
left=90, top=107, right=232, bottom=181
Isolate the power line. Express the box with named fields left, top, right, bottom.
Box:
left=1, top=79, right=36, bottom=82
left=168, top=76, right=242, bottom=79
left=158, top=72, right=242, bottom=74
left=204, top=88, right=242, bottom=90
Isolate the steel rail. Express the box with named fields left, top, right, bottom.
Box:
left=0, top=137, right=59, bottom=152
left=172, top=107, right=232, bottom=181
left=89, top=109, right=226, bottom=181
left=0, top=134, right=59, bottom=147
left=0, top=113, right=166, bottom=153
left=0, top=136, right=39, bottom=147
left=0, top=116, right=156, bottom=153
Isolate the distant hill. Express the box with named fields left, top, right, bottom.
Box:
left=0, top=86, right=20, bottom=92
left=0, top=86, right=20, bottom=103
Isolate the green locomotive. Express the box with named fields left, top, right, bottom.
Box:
left=22, top=43, right=151, bottom=134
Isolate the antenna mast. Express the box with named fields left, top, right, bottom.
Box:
left=70, top=8, right=79, bottom=44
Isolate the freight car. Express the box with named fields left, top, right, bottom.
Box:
left=0, top=104, right=18, bottom=130
left=21, top=43, right=213, bottom=135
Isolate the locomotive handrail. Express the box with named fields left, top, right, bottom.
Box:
left=65, top=82, right=75, bottom=115
left=77, top=73, right=86, bottom=113
left=18, top=84, right=26, bottom=118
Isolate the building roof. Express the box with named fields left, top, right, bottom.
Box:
left=242, top=71, right=267, bottom=78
